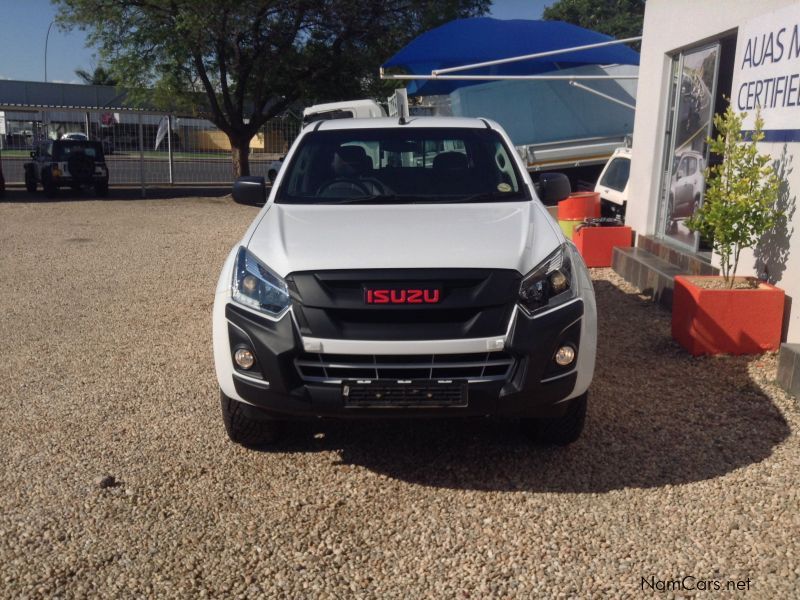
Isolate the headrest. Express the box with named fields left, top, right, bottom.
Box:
left=433, top=151, right=468, bottom=171
left=336, top=145, right=368, bottom=166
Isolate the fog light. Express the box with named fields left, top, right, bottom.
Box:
left=234, top=347, right=255, bottom=369
left=554, top=345, right=575, bottom=366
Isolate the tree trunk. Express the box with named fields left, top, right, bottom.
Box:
left=230, top=133, right=252, bottom=178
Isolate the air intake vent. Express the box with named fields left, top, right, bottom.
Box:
left=295, top=351, right=514, bottom=384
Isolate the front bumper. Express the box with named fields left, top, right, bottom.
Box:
left=52, top=174, right=108, bottom=185
left=219, top=296, right=587, bottom=419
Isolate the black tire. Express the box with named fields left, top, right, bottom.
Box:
left=95, top=182, right=109, bottom=197
left=520, top=392, right=587, bottom=446
left=220, top=391, right=281, bottom=448
left=267, top=169, right=277, bottom=183
left=25, top=175, right=37, bottom=193
left=43, top=181, right=58, bottom=198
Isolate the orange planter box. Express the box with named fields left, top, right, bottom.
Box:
left=573, top=226, right=632, bottom=267
left=672, top=276, right=785, bottom=356
left=557, top=192, right=601, bottom=220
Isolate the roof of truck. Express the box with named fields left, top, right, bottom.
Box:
left=311, top=116, right=496, bottom=132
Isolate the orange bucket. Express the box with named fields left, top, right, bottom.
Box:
left=557, top=192, right=601, bottom=221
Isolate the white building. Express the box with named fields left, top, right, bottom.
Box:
left=618, top=0, right=800, bottom=394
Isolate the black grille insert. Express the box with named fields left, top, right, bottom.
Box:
left=296, top=351, right=514, bottom=383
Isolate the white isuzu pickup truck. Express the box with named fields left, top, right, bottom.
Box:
left=213, top=116, right=597, bottom=447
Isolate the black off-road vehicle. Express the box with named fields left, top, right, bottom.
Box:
left=24, top=139, right=109, bottom=197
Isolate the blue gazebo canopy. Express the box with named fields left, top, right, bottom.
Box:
left=382, top=18, right=640, bottom=96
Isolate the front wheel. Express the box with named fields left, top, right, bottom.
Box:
left=220, top=391, right=282, bottom=448
left=95, top=182, right=109, bottom=197
left=25, top=174, right=37, bottom=193
left=520, top=392, right=587, bottom=446
left=43, top=181, right=58, bottom=198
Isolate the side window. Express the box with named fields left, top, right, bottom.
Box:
left=493, top=141, right=518, bottom=191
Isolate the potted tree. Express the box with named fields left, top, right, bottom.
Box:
left=672, top=106, right=785, bottom=356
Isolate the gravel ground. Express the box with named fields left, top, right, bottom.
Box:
left=1, top=196, right=799, bottom=598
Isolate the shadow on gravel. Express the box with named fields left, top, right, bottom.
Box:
left=266, top=278, right=791, bottom=492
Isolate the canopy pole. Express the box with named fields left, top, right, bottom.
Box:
left=138, top=113, right=145, bottom=199
left=381, top=74, right=638, bottom=81
left=568, top=81, right=636, bottom=110
left=431, top=36, right=642, bottom=75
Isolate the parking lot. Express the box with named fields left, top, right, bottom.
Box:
left=1, top=194, right=798, bottom=598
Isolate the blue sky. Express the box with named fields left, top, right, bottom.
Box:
left=0, top=0, right=552, bottom=83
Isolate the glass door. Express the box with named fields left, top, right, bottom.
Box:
left=657, top=43, right=720, bottom=251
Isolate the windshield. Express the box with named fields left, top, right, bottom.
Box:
left=54, top=142, right=104, bottom=161
left=599, top=156, right=630, bottom=192
left=276, top=127, right=529, bottom=204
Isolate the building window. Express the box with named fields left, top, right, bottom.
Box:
left=657, top=34, right=737, bottom=254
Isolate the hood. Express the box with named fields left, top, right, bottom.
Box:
left=246, top=201, right=561, bottom=277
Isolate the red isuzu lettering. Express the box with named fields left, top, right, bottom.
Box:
left=365, top=288, right=441, bottom=304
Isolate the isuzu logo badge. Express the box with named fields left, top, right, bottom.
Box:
left=364, top=288, right=441, bottom=304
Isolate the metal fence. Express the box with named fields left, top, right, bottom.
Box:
left=0, top=107, right=301, bottom=188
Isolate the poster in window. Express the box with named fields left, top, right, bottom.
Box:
left=664, top=44, right=719, bottom=247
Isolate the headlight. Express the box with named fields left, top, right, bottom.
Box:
left=519, top=242, right=575, bottom=314
left=231, top=246, right=290, bottom=316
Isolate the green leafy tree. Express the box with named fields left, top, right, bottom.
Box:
left=543, top=0, right=645, bottom=42
left=75, top=65, right=117, bottom=86
left=54, top=0, right=488, bottom=177
left=686, top=107, right=782, bottom=287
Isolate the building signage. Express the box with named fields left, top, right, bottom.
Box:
left=731, top=4, right=800, bottom=141
left=732, top=3, right=800, bottom=137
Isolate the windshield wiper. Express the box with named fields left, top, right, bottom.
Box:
left=330, top=194, right=413, bottom=204
left=439, top=192, right=526, bottom=203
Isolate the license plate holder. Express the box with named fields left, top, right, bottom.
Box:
left=342, top=379, right=467, bottom=408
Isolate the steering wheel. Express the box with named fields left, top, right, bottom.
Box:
left=317, top=178, right=387, bottom=197
left=361, top=178, right=390, bottom=195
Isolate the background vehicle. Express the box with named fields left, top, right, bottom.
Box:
left=594, top=147, right=631, bottom=218
left=62, top=132, right=115, bottom=154
left=24, top=139, right=110, bottom=197
left=301, top=99, right=387, bottom=127
left=214, top=117, right=597, bottom=449
left=667, top=150, right=705, bottom=232
left=0, top=148, right=5, bottom=198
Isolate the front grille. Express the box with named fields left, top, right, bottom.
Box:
left=295, top=351, right=515, bottom=384
left=286, top=269, right=520, bottom=341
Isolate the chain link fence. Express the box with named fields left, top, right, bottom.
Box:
left=0, top=107, right=300, bottom=187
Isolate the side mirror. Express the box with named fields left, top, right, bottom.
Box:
left=233, top=176, right=266, bottom=205
left=537, top=172, right=571, bottom=204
